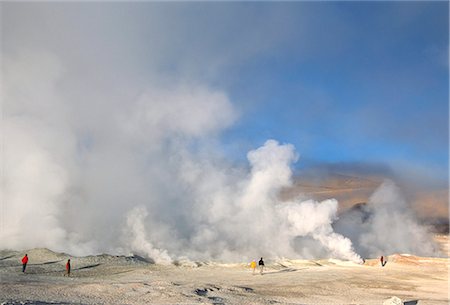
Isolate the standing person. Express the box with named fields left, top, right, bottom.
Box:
left=21, top=254, right=28, bottom=273
left=380, top=256, right=386, bottom=267
left=258, top=257, right=264, bottom=275
left=65, top=259, right=71, bottom=277
left=250, top=260, right=257, bottom=275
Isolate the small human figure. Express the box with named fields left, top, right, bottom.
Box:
left=250, top=260, right=257, bottom=275
left=380, top=255, right=386, bottom=267
left=258, top=257, right=264, bottom=275
left=21, top=254, right=28, bottom=273
left=65, top=259, right=71, bottom=277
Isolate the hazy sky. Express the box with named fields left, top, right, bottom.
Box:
left=2, top=1, right=448, bottom=183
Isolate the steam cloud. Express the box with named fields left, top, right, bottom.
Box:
left=1, top=50, right=438, bottom=263
left=333, top=180, right=440, bottom=258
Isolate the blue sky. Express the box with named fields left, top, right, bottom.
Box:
left=217, top=2, right=449, bottom=181
left=3, top=1, right=448, bottom=185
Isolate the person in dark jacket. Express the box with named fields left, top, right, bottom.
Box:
left=21, top=254, right=28, bottom=273
left=258, top=257, right=265, bottom=275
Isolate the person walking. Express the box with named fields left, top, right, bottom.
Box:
left=258, top=257, right=265, bottom=275
left=380, top=256, right=386, bottom=267
left=21, top=254, right=28, bottom=273
left=65, top=259, right=71, bottom=277
left=250, top=260, right=257, bottom=275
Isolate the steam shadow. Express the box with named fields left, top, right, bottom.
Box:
left=264, top=267, right=308, bottom=274
left=39, top=260, right=64, bottom=265
left=110, top=269, right=136, bottom=276
left=75, top=263, right=101, bottom=270
left=404, top=301, right=418, bottom=305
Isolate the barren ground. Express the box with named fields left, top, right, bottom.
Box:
left=1, top=236, right=448, bottom=305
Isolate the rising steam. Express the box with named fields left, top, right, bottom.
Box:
left=1, top=51, right=438, bottom=263
left=333, top=180, right=440, bottom=258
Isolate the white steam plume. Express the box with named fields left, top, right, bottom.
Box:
left=360, top=181, right=439, bottom=256
left=124, top=206, right=172, bottom=264
left=1, top=50, right=436, bottom=263
left=333, top=180, right=440, bottom=258
left=278, top=199, right=363, bottom=262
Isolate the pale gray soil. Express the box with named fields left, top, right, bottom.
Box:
left=0, top=245, right=448, bottom=305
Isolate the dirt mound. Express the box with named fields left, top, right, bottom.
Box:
left=389, top=254, right=422, bottom=266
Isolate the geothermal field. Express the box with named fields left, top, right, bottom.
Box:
left=1, top=138, right=448, bottom=305
left=2, top=2, right=449, bottom=305
left=0, top=235, right=448, bottom=305
left=1, top=174, right=448, bottom=305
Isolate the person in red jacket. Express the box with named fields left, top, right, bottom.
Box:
left=65, top=259, right=71, bottom=277
left=22, top=254, right=28, bottom=273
